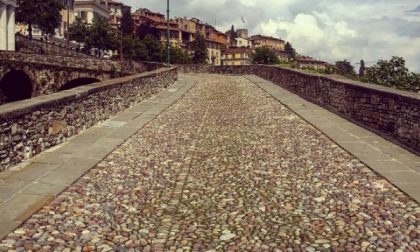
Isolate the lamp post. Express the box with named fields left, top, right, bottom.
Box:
left=166, top=0, right=170, bottom=65
left=118, top=21, right=123, bottom=60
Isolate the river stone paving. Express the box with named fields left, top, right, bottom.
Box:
left=0, top=74, right=419, bottom=251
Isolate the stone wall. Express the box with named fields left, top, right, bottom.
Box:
left=0, top=67, right=177, bottom=171
left=15, top=34, right=92, bottom=58
left=178, top=64, right=420, bottom=153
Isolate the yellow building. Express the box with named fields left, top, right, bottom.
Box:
left=222, top=47, right=253, bottom=66
left=249, top=34, right=285, bottom=51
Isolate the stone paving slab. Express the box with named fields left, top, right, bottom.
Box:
left=0, top=78, right=195, bottom=240
left=245, top=75, right=420, bottom=203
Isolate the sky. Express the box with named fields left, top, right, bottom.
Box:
left=121, top=0, right=420, bottom=72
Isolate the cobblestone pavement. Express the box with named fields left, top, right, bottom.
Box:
left=1, top=74, right=419, bottom=251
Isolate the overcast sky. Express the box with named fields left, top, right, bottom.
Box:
left=121, top=0, right=420, bottom=72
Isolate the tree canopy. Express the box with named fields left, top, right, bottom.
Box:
left=120, top=7, right=134, bottom=36
left=335, top=60, right=356, bottom=77
left=16, top=0, right=63, bottom=38
left=252, top=46, right=280, bottom=65
left=363, top=56, right=419, bottom=92
left=284, top=42, right=296, bottom=59
left=191, top=32, right=208, bottom=64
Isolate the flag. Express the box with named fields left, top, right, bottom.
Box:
left=241, top=16, right=245, bottom=23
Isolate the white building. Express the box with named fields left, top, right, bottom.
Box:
left=0, top=0, right=16, bottom=51
left=74, top=0, right=110, bottom=24
left=236, top=37, right=252, bottom=48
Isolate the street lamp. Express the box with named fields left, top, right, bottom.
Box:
left=166, top=0, right=170, bottom=65
left=118, top=21, right=123, bottom=60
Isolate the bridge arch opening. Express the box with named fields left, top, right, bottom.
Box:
left=0, top=70, right=32, bottom=102
left=59, top=78, right=100, bottom=91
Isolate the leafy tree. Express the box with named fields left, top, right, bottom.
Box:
left=137, top=21, right=160, bottom=40
left=335, top=60, right=356, bottom=77
left=284, top=42, right=296, bottom=59
left=68, top=17, right=89, bottom=44
left=359, top=59, right=366, bottom=77
left=87, top=17, right=118, bottom=51
left=363, top=56, right=419, bottom=92
left=142, top=34, right=164, bottom=62
left=170, top=46, right=190, bottom=64
left=252, top=46, right=280, bottom=65
left=229, top=25, right=237, bottom=47
left=191, top=32, right=208, bottom=64
left=120, top=7, right=134, bottom=36
left=16, top=0, right=63, bottom=39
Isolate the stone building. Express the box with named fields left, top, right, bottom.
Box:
left=0, top=0, right=16, bottom=51
left=249, top=34, right=285, bottom=51
left=222, top=47, right=253, bottom=66
left=100, top=0, right=130, bottom=30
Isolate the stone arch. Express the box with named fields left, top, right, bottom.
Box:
left=59, top=78, right=100, bottom=91
left=0, top=70, right=33, bottom=102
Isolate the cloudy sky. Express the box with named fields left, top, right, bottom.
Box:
left=121, top=0, right=420, bottom=72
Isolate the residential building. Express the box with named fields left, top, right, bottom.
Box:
left=236, top=37, right=252, bottom=48
left=101, top=0, right=129, bottom=29
left=236, top=28, right=248, bottom=38
left=132, top=8, right=180, bottom=46
left=295, top=56, right=327, bottom=70
left=0, top=0, right=16, bottom=51
left=222, top=47, right=253, bottom=66
left=275, top=50, right=291, bottom=62
left=74, top=0, right=110, bottom=24
left=249, top=34, right=285, bottom=51
left=57, top=0, right=75, bottom=39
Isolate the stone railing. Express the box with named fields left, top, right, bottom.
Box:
left=15, top=33, right=92, bottom=58
left=0, top=67, right=177, bottom=171
left=178, top=65, right=420, bottom=153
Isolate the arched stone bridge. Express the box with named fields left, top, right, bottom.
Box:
left=0, top=51, right=154, bottom=104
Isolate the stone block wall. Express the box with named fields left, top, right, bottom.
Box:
left=0, top=67, right=177, bottom=171
left=178, top=64, right=420, bottom=153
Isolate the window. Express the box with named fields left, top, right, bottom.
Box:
left=79, top=11, right=87, bottom=21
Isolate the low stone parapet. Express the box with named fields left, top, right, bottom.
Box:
left=178, top=64, right=420, bottom=153
left=0, top=67, right=177, bottom=171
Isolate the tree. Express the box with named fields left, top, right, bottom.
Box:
left=170, top=46, right=190, bottom=64
left=120, top=7, right=134, bottom=36
left=363, top=56, right=419, bottom=92
left=359, top=60, right=366, bottom=77
left=68, top=17, right=89, bottom=44
left=191, top=32, right=208, bottom=64
left=252, top=46, right=280, bottom=65
left=142, top=34, right=164, bottom=62
left=87, top=17, right=118, bottom=52
left=137, top=21, right=160, bottom=40
left=284, top=42, right=296, bottom=59
left=335, top=60, right=356, bottom=77
left=16, top=0, right=63, bottom=39
left=229, top=25, right=237, bottom=47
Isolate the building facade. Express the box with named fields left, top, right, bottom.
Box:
left=249, top=34, right=285, bottom=51
left=236, top=37, right=252, bottom=48
left=222, top=47, right=253, bottom=66
left=0, top=0, right=16, bottom=51
left=101, top=0, right=129, bottom=29
left=295, top=57, right=327, bottom=70
left=57, top=0, right=75, bottom=39
left=236, top=28, right=248, bottom=38
left=74, top=0, right=110, bottom=24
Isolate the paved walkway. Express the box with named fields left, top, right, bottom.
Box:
left=0, top=74, right=419, bottom=251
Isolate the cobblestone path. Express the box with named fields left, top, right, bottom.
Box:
left=1, top=75, right=419, bottom=251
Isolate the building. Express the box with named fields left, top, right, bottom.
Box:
left=57, top=0, right=75, bottom=39
left=101, top=0, right=130, bottom=29
left=236, top=28, right=248, bottom=38
left=74, top=0, right=110, bottom=24
left=236, top=37, right=252, bottom=48
left=0, top=0, right=16, bottom=51
left=222, top=47, right=253, bottom=66
left=249, top=34, right=285, bottom=51
left=295, top=56, right=328, bottom=70
left=132, top=8, right=180, bottom=46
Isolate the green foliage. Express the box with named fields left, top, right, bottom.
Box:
left=170, top=46, right=190, bottom=64
left=137, top=21, right=160, bottom=40
left=142, top=35, right=164, bottom=62
left=335, top=60, right=356, bottom=77
left=191, top=32, right=208, bottom=64
left=284, top=42, right=296, bottom=59
left=120, top=7, right=134, bottom=36
left=16, top=0, right=63, bottom=38
left=252, top=46, right=280, bottom=65
left=88, top=17, right=118, bottom=51
left=68, top=17, right=89, bottom=44
left=363, top=56, right=420, bottom=92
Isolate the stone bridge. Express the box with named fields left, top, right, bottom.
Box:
left=0, top=51, right=159, bottom=104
